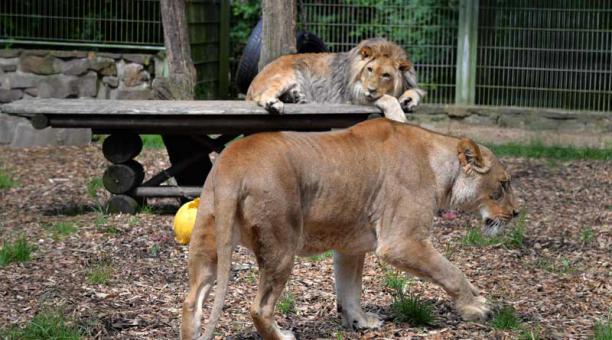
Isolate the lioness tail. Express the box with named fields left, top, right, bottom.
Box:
left=201, top=190, right=238, bottom=340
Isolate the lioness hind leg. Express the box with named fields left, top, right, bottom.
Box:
left=181, top=214, right=217, bottom=340
left=251, top=252, right=296, bottom=340
left=378, top=240, right=491, bottom=322
left=333, top=252, right=382, bottom=330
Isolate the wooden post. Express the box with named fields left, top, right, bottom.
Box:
left=155, top=0, right=197, bottom=100
left=218, top=0, right=231, bottom=98
left=259, top=0, right=297, bottom=71
left=455, top=0, right=479, bottom=105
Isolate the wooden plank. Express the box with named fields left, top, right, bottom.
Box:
left=1, top=100, right=381, bottom=117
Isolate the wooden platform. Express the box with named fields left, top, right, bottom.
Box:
left=1, top=99, right=384, bottom=213
left=1, top=99, right=382, bottom=134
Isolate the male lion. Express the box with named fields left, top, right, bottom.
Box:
left=246, top=38, right=426, bottom=122
left=181, top=118, right=519, bottom=340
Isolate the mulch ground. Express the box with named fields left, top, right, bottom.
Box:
left=0, top=144, right=610, bottom=339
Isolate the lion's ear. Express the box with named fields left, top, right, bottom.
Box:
left=359, top=46, right=373, bottom=59
left=398, top=60, right=413, bottom=72
left=457, top=139, right=490, bottom=174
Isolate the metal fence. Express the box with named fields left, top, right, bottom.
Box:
left=301, top=1, right=459, bottom=104
left=477, top=0, right=612, bottom=112
left=301, top=0, right=612, bottom=112
left=0, top=0, right=164, bottom=50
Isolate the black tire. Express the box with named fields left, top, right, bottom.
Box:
left=235, top=19, right=328, bottom=94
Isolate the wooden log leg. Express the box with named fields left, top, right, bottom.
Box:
left=107, top=195, right=142, bottom=214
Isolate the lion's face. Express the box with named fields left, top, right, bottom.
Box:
left=352, top=45, right=413, bottom=103
left=359, top=57, right=402, bottom=101
left=453, top=139, right=520, bottom=236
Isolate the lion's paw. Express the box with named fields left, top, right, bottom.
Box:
left=265, top=99, right=284, bottom=114
left=399, top=90, right=422, bottom=113
left=457, top=296, right=492, bottom=322
left=343, top=311, right=383, bottom=330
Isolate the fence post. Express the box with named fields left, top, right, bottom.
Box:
left=455, top=0, right=479, bottom=105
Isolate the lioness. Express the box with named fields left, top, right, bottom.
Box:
left=246, top=38, right=426, bottom=122
left=181, top=119, right=519, bottom=340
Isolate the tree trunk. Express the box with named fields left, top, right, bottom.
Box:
left=155, top=0, right=211, bottom=191
left=154, top=0, right=197, bottom=100
left=259, top=0, right=297, bottom=71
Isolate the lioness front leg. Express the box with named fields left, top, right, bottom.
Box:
left=373, top=94, right=408, bottom=123
left=334, top=252, right=382, bottom=330
left=378, top=239, right=491, bottom=322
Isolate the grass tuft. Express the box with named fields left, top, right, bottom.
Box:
left=390, top=293, right=437, bottom=326
left=277, top=292, right=296, bottom=315
left=580, top=227, right=595, bottom=243
left=87, top=263, right=113, bottom=285
left=0, top=310, right=81, bottom=340
left=384, top=270, right=407, bottom=292
left=0, top=168, right=17, bottom=189
left=518, top=326, right=542, bottom=340
left=0, top=237, right=35, bottom=267
left=487, top=142, right=611, bottom=161
left=308, top=250, right=333, bottom=261
left=594, top=315, right=611, bottom=340
left=490, top=305, right=522, bottom=330
left=141, top=135, right=165, bottom=149
left=46, top=222, right=78, bottom=238
left=86, top=178, right=103, bottom=199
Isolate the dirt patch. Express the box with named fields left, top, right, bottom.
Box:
left=0, top=145, right=610, bottom=339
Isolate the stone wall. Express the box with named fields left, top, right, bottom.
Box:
left=409, top=105, right=611, bottom=148
left=0, top=49, right=165, bottom=147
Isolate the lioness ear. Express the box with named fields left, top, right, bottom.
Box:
left=457, top=139, right=490, bottom=174
left=359, top=46, right=373, bottom=59
left=398, top=60, right=413, bottom=72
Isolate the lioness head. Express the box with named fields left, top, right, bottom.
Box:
left=350, top=38, right=414, bottom=103
left=453, top=139, right=520, bottom=235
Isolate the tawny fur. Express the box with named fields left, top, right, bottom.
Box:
left=181, top=119, right=519, bottom=340
left=246, top=38, right=426, bottom=122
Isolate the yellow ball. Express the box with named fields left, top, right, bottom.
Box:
left=173, top=198, right=200, bottom=245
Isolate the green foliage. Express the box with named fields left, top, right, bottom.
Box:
left=0, top=168, right=17, bottom=190
left=87, top=263, right=113, bottom=285
left=46, top=222, right=78, bottom=238
left=277, top=292, right=296, bottom=315
left=461, top=213, right=525, bottom=249
left=383, top=267, right=436, bottom=326
left=490, top=305, right=521, bottom=330
left=384, top=270, right=407, bottom=292
left=86, top=178, right=103, bottom=199
left=505, top=211, right=526, bottom=249
left=0, top=310, right=81, bottom=340
left=308, top=250, right=333, bottom=261
left=0, top=236, right=35, bottom=267
left=518, top=326, right=543, bottom=340
left=534, top=256, right=576, bottom=275
left=390, top=292, right=437, bottom=326
left=594, top=315, right=612, bottom=340
left=487, top=142, right=611, bottom=161
left=141, top=135, right=165, bottom=149
left=580, top=227, right=595, bottom=243
left=461, top=228, right=496, bottom=247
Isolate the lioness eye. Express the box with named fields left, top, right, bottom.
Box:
left=491, top=190, right=502, bottom=200
left=367, top=66, right=373, bottom=72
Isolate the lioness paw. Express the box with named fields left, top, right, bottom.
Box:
left=457, top=296, right=492, bottom=322
left=343, top=311, right=383, bottom=330
left=264, top=99, right=284, bottom=114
